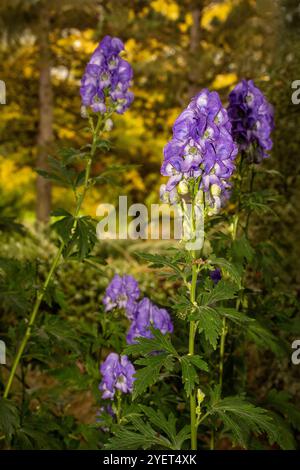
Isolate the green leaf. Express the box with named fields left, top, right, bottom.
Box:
left=216, top=307, right=254, bottom=325
left=138, top=405, right=176, bottom=442
left=191, top=306, right=223, bottom=349
left=132, top=353, right=174, bottom=400
left=104, top=417, right=171, bottom=450
left=209, top=394, right=279, bottom=448
left=124, top=328, right=177, bottom=357
left=246, top=320, right=286, bottom=357
left=188, top=355, right=209, bottom=372
left=51, top=213, right=74, bottom=244
left=231, top=236, right=255, bottom=264
left=181, top=356, right=198, bottom=396
left=0, top=399, right=19, bottom=438
left=137, top=406, right=190, bottom=450
left=135, top=252, right=184, bottom=278
left=180, top=355, right=208, bottom=396
left=267, top=389, right=300, bottom=431
left=52, top=215, right=98, bottom=260
left=0, top=258, right=36, bottom=314
left=199, top=279, right=239, bottom=305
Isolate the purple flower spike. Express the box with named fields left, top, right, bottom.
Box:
left=80, top=35, right=133, bottom=115
left=160, top=89, right=238, bottom=205
left=103, top=274, right=140, bottom=320
left=126, top=297, right=173, bottom=344
left=99, top=353, right=136, bottom=400
left=227, top=79, right=274, bottom=163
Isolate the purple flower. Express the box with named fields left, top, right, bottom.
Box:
left=227, top=79, right=274, bottom=163
left=99, top=353, right=136, bottom=400
left=126, top=297, right=173, bottom=344
left=80, top=35, right=133, bottom=115
left=103, top=274, right=140, bottom=320
left=160, top=89, right=238, bottom=205
left=209, top=268, right=222, bottom=285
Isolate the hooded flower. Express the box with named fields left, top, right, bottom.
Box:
left=160, top=89, right=238, bottom=206
left=126, top=297, right=173, bottom=344
left=103, top=274, right=140, bottom=320
left=227, top=79, right=274, bottom=163
left=209, top=268, right=222, bottom=285
left=99, top=353, right=135, bottom=400
left=80, top=35, right=133, bottom=114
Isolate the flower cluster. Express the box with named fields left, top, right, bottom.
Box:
left=227, top=79, right=274, bottom=163
left=99, top=353, right=135, bottom=400
left=160, top=89, right=238, bottom=205
left=80, top=35, right=133, bottom=114
left=103, top=274, right=173, bottom=342
left=126, top=297, right=174, bottom=344
left=103, top=274, right=140, bottom=320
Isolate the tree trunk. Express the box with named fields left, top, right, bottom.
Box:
left=188, top=4, right=203, bottom=98
left=36, top=10, right=53, bottom=223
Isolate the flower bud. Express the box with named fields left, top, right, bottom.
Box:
left=178, top=180, right=189, bottom=195
left=80, top=105, right=88, bottom=118
left=104, top=118, right=113, bottom=132
left=210, top=183, right=221, bottom=197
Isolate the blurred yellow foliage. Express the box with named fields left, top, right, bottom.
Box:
left=212, top=73, right=238, bottom=90
left=151, top=0, right=179, bottom=21
left=0, top=156, right=35, bottom=205
left=179, top=13, right=193, bottom=33
left=202, top=0, right=237, bottom=31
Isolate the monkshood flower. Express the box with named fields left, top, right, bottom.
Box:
left=80, top=35, right=134, bottom=114
left=99, top=353, right=135, bottom=399
left=227, top=79, right=274, bottom=163
left=103, top=274, right=140, bottom=320
left=126, top=297, right=173, bottom=344
left=160, top=89, right=238, bottom=206
left=210, top=268, right=222, bottom=285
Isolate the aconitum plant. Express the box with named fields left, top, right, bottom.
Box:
left=110, top=86, right=289, bottom=453
left=2, top=36, right=133, bottom=401
left=103, top=274, right=140, bottom=320
left=227, top=79, right=274, bottom=163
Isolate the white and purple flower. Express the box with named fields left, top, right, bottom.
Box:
left=126, top=297, right=173, bottom=344
left=80, top=35, right=133, bottom=115
left=103, top=274, right=140, bottom=320
left=99, top=353, right=136, bottom=400
left=227, top=79, right=274, bottom=162
left=160, top=89, right=238, bottom=205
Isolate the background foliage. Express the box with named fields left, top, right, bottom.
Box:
left=0, top=0, right=299, bottom=449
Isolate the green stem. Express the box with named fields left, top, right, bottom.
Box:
left=3, top=115, right=102, bottom=398
left=189, top=261, right=198, bottom=450
left=219, top=316, right=227, bottom=391
left=116, top=391, right=122, bottom=425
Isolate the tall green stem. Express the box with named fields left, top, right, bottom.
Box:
left=219, top=316, right=227, bottom=391
left=189, top=261, right=198, bottom=450
left=3, top=115, right=102, bottom=399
